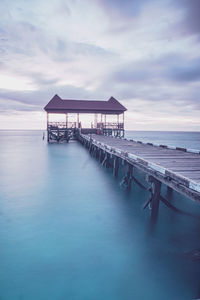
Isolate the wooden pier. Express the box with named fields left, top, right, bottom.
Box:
left=77, top=133, right=200, bottom=223
left=44, top=94, right=200, bottom=223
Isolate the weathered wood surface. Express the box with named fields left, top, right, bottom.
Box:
left=81, top=134, right=200, bottom=201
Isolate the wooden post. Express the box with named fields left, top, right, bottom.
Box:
left=77, top=113, right=79, bottom=128
left=122, top=112, right=125, bottom=137
left=148, top=176, right=161, bottom=223
left=100, top=150, right=105, bottom=163
left=94, top=114, right=98, bottom=128
left=57, top=128, right=59, bottom=142
left=127, top=164, right=133, bottom=191
left=47, top=113, right=49, bottom=142
left=167, top=186, right=173, bottom=194
left=47, top=112, right=49, bottom=130
left=113, top=156, right=119, bottom=178
left=102, top=152, right=107, bottom=166
left=106, top=153, right=110, bottom=168
left=66, top=113, right=68, bottom=128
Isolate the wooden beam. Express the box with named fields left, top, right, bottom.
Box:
left=66, top=113, right=68, bottom=128
left=47, top=112, right=49, bottom=130
left=77, top=113, right=79, bottom=128
left=127, top=164, right=133, bottom=191
left=148, top=176, right=161, bottom=223
left=113, top=156, right=119, bottom=178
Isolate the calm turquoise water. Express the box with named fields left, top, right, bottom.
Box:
left=0, top=130, right=200, bottom=300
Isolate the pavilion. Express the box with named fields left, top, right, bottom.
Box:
left=44, top=94, right=127, bottom=142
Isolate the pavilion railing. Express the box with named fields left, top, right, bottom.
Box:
left=97, top=122, right=124, bottom=129
left=48, top=122, right=124, bottom=130
left=48, top=122, right=77, bottom=129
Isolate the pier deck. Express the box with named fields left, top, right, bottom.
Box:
left=79, top=134, right=200, bottom=202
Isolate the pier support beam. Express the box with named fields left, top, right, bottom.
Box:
left=77, top=113, right=79, bottom=128
left=47, top=112, right=49, bottom=130
left=66, top=114, right=68, bottom=128
left=167, top=186, right=173, bottom=195
left=127, top=164, right=133, bottom=191
left=148, top=176, right=161, bottom=223
left=113, top=156, right=119, bottom=178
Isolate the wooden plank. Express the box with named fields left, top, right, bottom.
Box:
left=97, top=138, right=200, bottom=157
left=126, top=151, right=199, bottom=158
left=161, top=161, right=200, bottom=166
left=177, top=171, right=200, bottom=181
left=169, top=166, right=200, bottom=171
left=141, top=158, right=200, bottom=163
left=125, top=150, right=199, bottom=156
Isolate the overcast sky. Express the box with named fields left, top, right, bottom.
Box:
left=0, top=0, right=200, bottom=130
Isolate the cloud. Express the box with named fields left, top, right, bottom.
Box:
left=111, top=53, right=200, bottom=85
left=166, top=59, right=200, bottom=82
left=0, top=84, right=92, bottom=110
left=97, top=53, right=200, bottom=111
left=95, top=0, right=152, bottom=19
left=171, top=0, right=200, bottom=36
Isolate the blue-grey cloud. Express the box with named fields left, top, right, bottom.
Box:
left=0, top=19, right=113, bottom=67
left=171, top=0, right=200, bottom=36
left=166, top=63, right=200, bottom=82
left=97, top=53, right=200, bottom=110
left=112, top=54, right=200, bottom=84
left=0, top=83, right=101, bottom=113
left=96, top=0, right=152, bottom=19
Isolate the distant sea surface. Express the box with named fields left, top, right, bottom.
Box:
left=0, top=130, right=200, bottom=300
left=125, top=130, right=200, bottom=150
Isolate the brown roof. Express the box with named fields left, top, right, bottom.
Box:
left=44, top=95, right=127, bottom=114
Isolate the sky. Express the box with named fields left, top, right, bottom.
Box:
left=0, top=0, right=200, bottom=130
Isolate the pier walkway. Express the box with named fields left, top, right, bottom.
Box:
left=78, top=134, right=200, bottom=203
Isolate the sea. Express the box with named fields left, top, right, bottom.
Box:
left=0, top=130, right=200, bottom=300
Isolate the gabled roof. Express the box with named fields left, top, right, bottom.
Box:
left=44, top=95, right=127, bottom=114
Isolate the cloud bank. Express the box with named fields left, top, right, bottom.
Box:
left=0, top=0, right=199, bottom=130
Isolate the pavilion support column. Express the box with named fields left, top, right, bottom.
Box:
left=47, top=112, right=49, bottom=130
left=101, top=114, right=103, bottom=122
left=47, top=112, right=49, bottom=142
left=94, top=113, right=98, bottom=128
left=77, top=113, right=79, bottom=128
left=66, top=113, right=68, bottom=128
left=117, top=115, right=119, bottom=137
left=122, top=112, right=125, bottom=137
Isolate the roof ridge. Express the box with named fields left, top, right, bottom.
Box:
left=62, top=98, right=106, bottom=102
left=44, top=96, right=127, bottom=113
